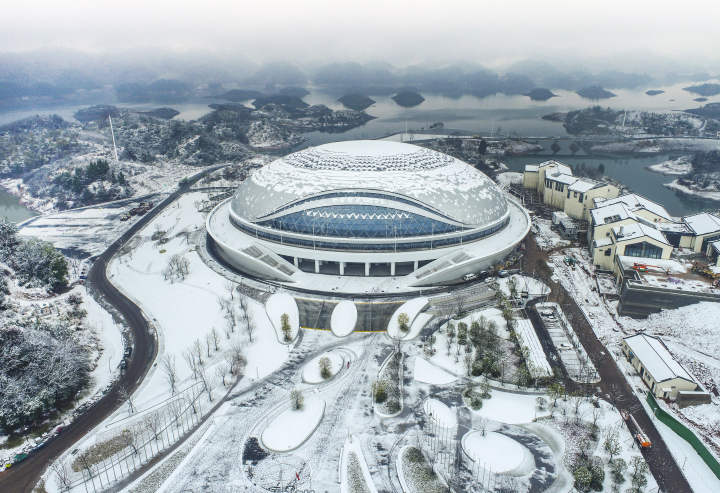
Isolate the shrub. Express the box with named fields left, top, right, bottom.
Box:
left=281, top=313, right=292, bottom=342
left=397, top=312, right=410, bottom=333
left=318, top=356, right=332, bottom=380
left=373, top=380, right=388, bottom=404
left=290, top=389, right=304, bottom=410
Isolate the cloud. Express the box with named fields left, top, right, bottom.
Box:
left=1, top=0, right=719, bottom=69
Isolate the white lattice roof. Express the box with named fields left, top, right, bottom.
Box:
left=231, top=140, right=509, bottom=226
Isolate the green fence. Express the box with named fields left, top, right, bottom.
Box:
left=646, top=393, right=720, bottom=480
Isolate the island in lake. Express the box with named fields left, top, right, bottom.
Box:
left=525, top=88, right=556, bottom=101
left=338, top=93, right=375, bottom=111
left=392, top=90, right=425, bottom=107
left=576, top=86, right=616, bottom=99
left=683, top=83, right=720, bottom=97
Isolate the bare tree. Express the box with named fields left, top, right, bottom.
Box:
left=183, top=349, right=200, bottom=381
left=229, top=343, right=247, bottom=377
left=143, top=411, right=163, bottom=443
left=118, top=386, right=135, bottom=414
left=193, top=339, right=204, bottom=366
left=226, top=282, right=235, bottom=300
left=238, top=296, right=253, bottom=342
left=210, top=327, right=220, bottom=351
left=163, top=254, right=190, bottom=282
left=161, top=354, right=178, bottom=395
left=120, top=426, right=141, bottom=456
left=205, top=334, right=212, bottom=358
left=215, top=362, right=229, bottom=387
left=51, top=461, right=72, bottom=492
left=198, top=368, right=213, bottom=402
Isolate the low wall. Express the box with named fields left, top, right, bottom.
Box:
left=646, top=393, right=720, bottom=480
left=617, top=279, right=720, bottom=318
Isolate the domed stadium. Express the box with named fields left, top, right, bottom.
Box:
left=206, top=140, right=530, bottom=287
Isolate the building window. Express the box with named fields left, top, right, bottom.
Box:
left=604, top=248, right=611, bottom=256
left=567, top=189, right=571, bottom=198
left=579, top=192, right=584, bottom=202
left=624, top=241, right=663, bottom=259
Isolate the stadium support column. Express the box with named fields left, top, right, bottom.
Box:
left=391, top=262, right=396, bottom=276
left=365, top=263, right=370, bottom=276
left=414, top=260, right=419, bottom=270
left=315, top=260, right=320, bottom=273
left=340, top=262, right=345, bottom=275
left=294, top=257, right=299, bottom=267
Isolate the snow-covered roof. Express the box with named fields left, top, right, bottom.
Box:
left=547, top=173, right=577, bottom=185
left=600, top=194, right=672, bottom=221
left=593, top=237, right=612, bottom=248
left=514, top=318, right=553, bottom=378
left=617, top=256, right=687, bottom=274
left=657, top=221, right=689, bottom=234
left=524, top=164, right=539, bottom=172
left=613, top=222, right=669, bottom=245
left=623, top=333, right=696, bottom=384
left=683, top=212, right=720, bottom=236
left=538, top=160, right=572, bottom=176
left=231, top=140, right=508, bottom=226
left=568, top=179, right=597, bottom=193
left=591, top=202, right=635, bottom=225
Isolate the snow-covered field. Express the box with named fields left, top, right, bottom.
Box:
left=261, top=398, right=325, bottom=452
left=461, top=431, right=534, bottom=474
left=18, top=195, right=167, bottom=259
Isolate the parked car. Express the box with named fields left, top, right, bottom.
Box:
left=498, top=268, right=521, bottom=278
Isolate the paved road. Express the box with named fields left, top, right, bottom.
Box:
left=0, top=166, right=225, bottom=493
left=523, top=235, right=693, bottom=493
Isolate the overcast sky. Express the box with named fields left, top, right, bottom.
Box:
left=3, top=0, right=719, bottom=70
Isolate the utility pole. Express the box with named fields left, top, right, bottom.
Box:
left=108, top=115, right=119, bottom=162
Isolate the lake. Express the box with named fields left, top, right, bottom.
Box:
left=0, top=188, right=36, bottom=223
left=1, top=79, right=719, bottom=218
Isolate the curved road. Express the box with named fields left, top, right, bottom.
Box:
left=0, top=166, right=225, bottom=493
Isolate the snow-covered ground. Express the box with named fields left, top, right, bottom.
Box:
left=461, top=431, right=534, bottom=475
left=423, top=398, right=457, bottom=429
left=331, top=300, right=357, bottom=337
left=497, top=274, right=550, bottom=299
left=302, top=350, right=343, bottom=383
left=471, top=389, right=549, bottom=424
left=531, top=217, right=571, bottom=251
left=413, top=357, right=457, bottom=385
left=386, top=297, right=429, bottom=340
left=265, top=292, right=300, bottom=343
left=261, top=398, right=325, bottom=452
left=18, top=195, right=167, bottom=259
left=647, top=155, right=692, bottom=175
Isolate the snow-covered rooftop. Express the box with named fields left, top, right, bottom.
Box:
left=591, top=202, right=635, bottom=225
left=547, top=173, right=577, bottom=185
left=593, top=237, right=612, bottom=248
left=600, top=193, right=672, bottom=221
left=683, top=212, right=720, bottom=236
left=657, top=221, right=690, bottom=233
left=231, top=140, right=508, bottom=226
left=538, top=160, right=571, bottom=176
left=623, top=333, right=696, bottom=384
left=524, top=164, right=539, bottom=172
left=617, top=256, right=687, bottom=274
left=613, top=222, right=669, bottom=245
left=568, top=179, right=597, bottom=193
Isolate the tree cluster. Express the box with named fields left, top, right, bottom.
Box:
left=0, top=322, right=89, bottom=431
left=0, top=218, right=68, bottom=291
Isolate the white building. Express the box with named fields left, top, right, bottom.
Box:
left=206, top=140, right=530, bottom=288
left=622, top=333, right=704, bottom=401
